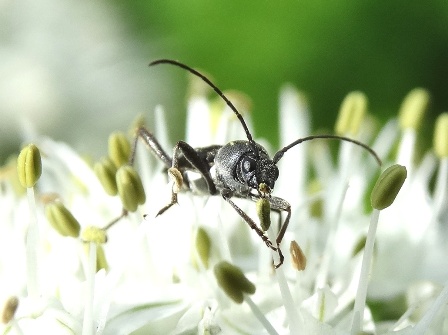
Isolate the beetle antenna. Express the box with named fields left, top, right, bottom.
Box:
left=272, top=134, right=382, bottom=166
left=149, top=59, right=255, bottom=145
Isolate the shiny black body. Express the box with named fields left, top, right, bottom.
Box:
left=127, top=59, right=381, bottom=268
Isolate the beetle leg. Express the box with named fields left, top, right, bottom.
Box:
left=248, top=194, right=291, bottom=268
left=130, top=126, right=173, bottom=168
left=157, top=141, right=218, bottom=216
left=222, top=191, right=276, bottom=252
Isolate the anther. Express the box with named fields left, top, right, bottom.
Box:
left=17, top=144, right=42, bottom=188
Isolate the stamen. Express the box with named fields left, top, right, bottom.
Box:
left=94, top=157, right=118, bottom=196
left=17, top=144, right=42, bottom=188
left=108, top=131, right=131, bottom=168
left=398, top=88, right=429, bottom=131
left=213, top=261, right=255, bottom=304
left=81, top=226, right=107, bottom=244
left=116, top=165, right=146, bottom=212
left=290, top=240, right=306, bottom=271
left=432, top=113, right=448, bottom=223
left=335, top=91, right=367, bottom=136
left=1, top=296, right=19, bottom=324
left=370, top=164, right=407, bottom=210
left=352, top=164, right=407, bottom=334
left=433, top=113, right=448, bottom=159
left=17, top=144, right=42, bottom=299
left=256, top=198, right=271, bottom=231
left=397, top=89, right=429, bottom=169
left=265, top=228, right=303, bottom=334
left=45, top=201, right=81, bottom=237
left=82, top=242, right=97, bottom=335
left=194, top=227, right=211, bottom=269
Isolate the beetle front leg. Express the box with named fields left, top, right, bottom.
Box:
left=222, top=191, right=277, bottom=252
left=157, top=141, right=218, bottom=216
left=248, top=194, right=291, bottom=268
left=268, top=196, right=291, bottom=268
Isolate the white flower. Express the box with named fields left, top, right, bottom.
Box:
left=1, top=82, right=447, bottom=335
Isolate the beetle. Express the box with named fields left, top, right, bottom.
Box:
left=129, top=59, right=381, bottom=268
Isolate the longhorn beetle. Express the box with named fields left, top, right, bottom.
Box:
left=129, top=59, right=381, bottom=268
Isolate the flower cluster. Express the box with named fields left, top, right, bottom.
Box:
left=0, top=84, right=447, bottom=334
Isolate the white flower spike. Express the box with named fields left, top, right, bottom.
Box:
left=1, top=79, right=447, bottom=334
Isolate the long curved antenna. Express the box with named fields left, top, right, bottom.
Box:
left=272, top=134, right=382, bottom=166
left=149, top=59, right=254, bottom=144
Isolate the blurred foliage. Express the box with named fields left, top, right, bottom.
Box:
left=113, top=1, right=448, bottom=147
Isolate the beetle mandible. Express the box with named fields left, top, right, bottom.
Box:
left=129, top=59, right=381, bottom=268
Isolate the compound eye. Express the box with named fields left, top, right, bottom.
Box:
left=242, top=157, right=256, bottom=173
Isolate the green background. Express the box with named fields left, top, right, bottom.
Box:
left=115, top=0, right=448, bottom=147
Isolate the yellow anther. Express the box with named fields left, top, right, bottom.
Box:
left=94, top=157, right=118, bottom=196
left=398, top=88, right=429, bottom=130
left=116, top=166, right=146, bottom=212
left=17, top=144, right=42, bottom=188
left=434, top=113, right=448, bottom=158
left=45, top=202, right=81, bottom=238
left=108, top=132, right=131, bottom=168
left=81, top=226, right=107, bottom=244
left=335, top=91, right=367, bottom=136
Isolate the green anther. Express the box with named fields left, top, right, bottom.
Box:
left=94, top=157, right=118, bottom=196
left=213, top=261, right=255, bottom=304
left=81, top=226, right=107, bottom=244
left=308, top=179, right=323, bottom=218
left=371, top=164, right=407, bottom=210
left=96, top=244, right=108, bottom=271
left=1, top=296, right=19, bottom=324
left=116, top=166, right=146, bottom=212
left=398, top=88, right=429, bottom=130
left=256, top=198, right=271, bottom=231
left=194, top=227, right=211, bottom=269
left=352, top=235, right=377, bottom=258
left=352, top=235, right=367, bottom=257
left=45, top=202, right=81, bottom=238
left=335, top=91, right=367, bottom=136
left=83, top=243, right=109, bottom=272
left=108, top=132, right=131, bottom=168
left=17, top=144, right=42, bottom=188
left=434, top=113, right=448, bottom=158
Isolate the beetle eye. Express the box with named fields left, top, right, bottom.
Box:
left=242, top=157, right=256, bottom=173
